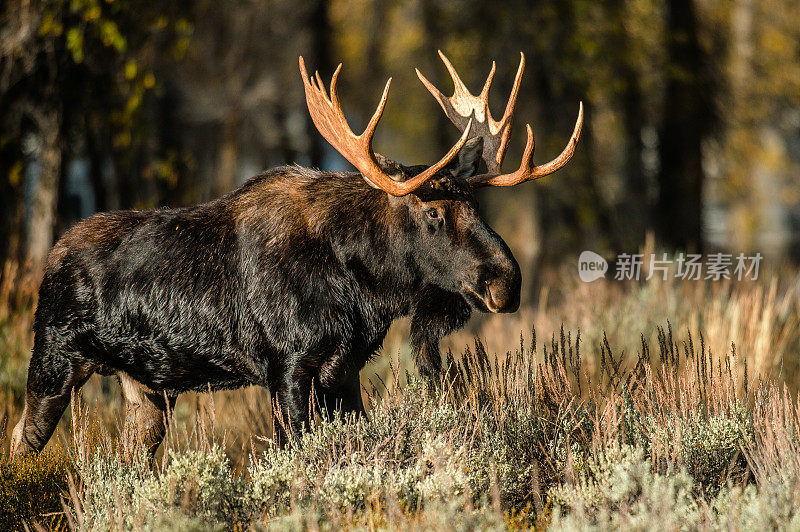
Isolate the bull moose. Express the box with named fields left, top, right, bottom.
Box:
left=11, top=51, right=582, bottom=456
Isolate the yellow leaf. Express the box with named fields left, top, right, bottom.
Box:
left=114, top=131, right=131, bottom=148
left=9, top=161, right=23, bottom=187
left=124, top=60, right=137, bottom=80
left=126, top=92, right=141, bottom=113
left=84, top=6, right=101, bottom=21
left=38, top=12, right=62, bottom=37
left=66, top=27, right=84, bottom=63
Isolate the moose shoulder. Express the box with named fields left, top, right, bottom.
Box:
left=12, top=52, right=582, bottom=456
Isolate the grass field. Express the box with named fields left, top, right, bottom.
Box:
left=2, top=258, right=800, bottom=530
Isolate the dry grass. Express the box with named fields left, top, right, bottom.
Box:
left=1, top=259, right=800, bottom=529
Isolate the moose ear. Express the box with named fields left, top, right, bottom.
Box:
left=373, top=153, right=406, bottom=181
left=449, top=137, right=484, bottom=179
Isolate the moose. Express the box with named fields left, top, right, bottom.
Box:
left=11, top=51, right=582, bottom=456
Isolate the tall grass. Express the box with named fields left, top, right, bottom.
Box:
left=1, top=260, right=800, bottom=529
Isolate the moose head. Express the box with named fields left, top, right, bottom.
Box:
left=299, top=52, right=583, bottom=315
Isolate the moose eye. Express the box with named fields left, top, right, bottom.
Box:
left=426, top=208, right=440, bottom=220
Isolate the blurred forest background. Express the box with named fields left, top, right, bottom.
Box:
left=4, top=7, right=800, bottom=521
left=2, top=0, right=800, bottom=296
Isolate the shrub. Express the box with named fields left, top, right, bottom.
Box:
left=74, top=445, right=243, bottom=529
left=76, top=448, right=158, bottom=529
left=549, top=443, right=700, bottom=529
left=706, top=476, right=800, bottom=530
left=318, top=457, right=384, bottom=510
left=645, top=403, right=753, bottom=495
left=144, top=445, right=245, bottom=525
left=397, top=432, right=470, bottom=509
left=678, top=406, right=753, bottom=493
left=0, top=450, right=70, bottom=530
left=246, top=443, right=297, bottom=517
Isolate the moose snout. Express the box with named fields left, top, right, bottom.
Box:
left=463, top=257, right=521, bottom=314
left=457, top=221, right=522, bottom=314
left=485, top=277, right=520, bottom=313
left=484, top=262, right=521, bottom=313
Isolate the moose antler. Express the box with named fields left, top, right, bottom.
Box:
left=299, top=56, right=472, bottom=197
left=416, top=51, right=583, bottom=187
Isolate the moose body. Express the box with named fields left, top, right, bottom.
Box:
left=11, top=162, right=519, bottom=453
left=12, top=52, right=581, bottom=456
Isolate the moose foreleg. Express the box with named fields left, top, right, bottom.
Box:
left=314, top=370, right=365, bottom=422
left=11, top=350, right=94, bottom=458
left=271, top=369, right=313, bottom=445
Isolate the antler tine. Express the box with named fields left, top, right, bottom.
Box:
left=529, top=101, right=583, bottom=177
left=415, top=68, right=452, bottom=121
left=416, top=51, right=523, bottom=172
left=315, top=70, right=330, bottom=103
left=479, top=61, right=496, bottom=108
left=492, top=53, right=525, bottom=166
left=500, top=53, right=525, bottom=125
left=470, top=101, right=584, bottom=187
left=363, top=78, right=392, bottom=147
left=328, top=64, right=343, bottom=109
left=437, top=49, right=470, bottom=99
left=299, top=56, right=471, bottom=197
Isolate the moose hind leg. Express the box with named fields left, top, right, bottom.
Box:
left=11, top=349, right=94, bottom=457
left=119, top=372, right=176, bottom=455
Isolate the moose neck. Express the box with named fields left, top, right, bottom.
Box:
left=319, top=173, right=425, bottom=308
left=230, top=168, right=425, bottom=314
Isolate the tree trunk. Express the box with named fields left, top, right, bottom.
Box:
left=86, top=128, right=108, bottom=213
left=276, top=104, right=298, bottom=165
left=305, top=0, right=331, bottom=169
left=420, top=0, right=463, bottom=172
left=656, top=0, right=710, bottom=251
left=214, top=114, right=241, bottom=197
left=0, top=142, right=25, bottom=266
left=726, top=0, right=756, bottom=251
left=550, top=0, right=620, bottom=255
left=608, top=0, right=648, bottom=248
left=26, top=109, right=62, bottom=274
